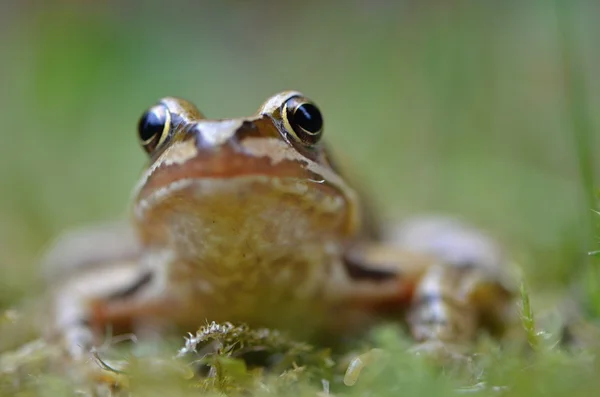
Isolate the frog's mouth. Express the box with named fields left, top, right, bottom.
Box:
left=132, top=138, right=360, bottom=247
left=136, top=143, right=326, bottom=198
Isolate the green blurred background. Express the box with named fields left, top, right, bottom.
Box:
left=1, top=1, right=599, bottom=310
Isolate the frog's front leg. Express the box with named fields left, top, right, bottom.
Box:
left=344, top=216, right=515, bottom=351
left=50, top=261, right=167, bottom=359
left=42, top=222, right=176, bottom=359
left=406, top=261, right=513, bottom=363
left=391, top=216, right=515, bottom=348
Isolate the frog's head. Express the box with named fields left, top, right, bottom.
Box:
left=132, top=92, right=360, bottom=257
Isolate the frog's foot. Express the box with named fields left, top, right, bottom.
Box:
left=76, top=347, right=197, bottom=396
left=83, top=352, right=130, bottom=393
left=60, top=321, right=96, bottom=360
left=52, top=327, right=134, bottom=392
left=395, top=217, right=517, bottom=348
left=50, top=295, right=141, bottom=391
left=408, top=340, right=470, bottom=367
left=54, top=296, right=191, bottom=393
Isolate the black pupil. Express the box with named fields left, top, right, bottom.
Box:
left=293, top=103, right=322, bottom=134
left=138, top=108, right=166, bottom=142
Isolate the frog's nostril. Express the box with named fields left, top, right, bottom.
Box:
left=190, top=119, right=249, bottom=151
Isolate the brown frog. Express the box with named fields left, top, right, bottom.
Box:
left=41, top=91, right=515, bottom=363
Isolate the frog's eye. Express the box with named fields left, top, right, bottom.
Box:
left=138, top=104, right=171, bottom=154
left=282, top=96, right=323, bottom=145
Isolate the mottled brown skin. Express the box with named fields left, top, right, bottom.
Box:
left=42, top=91, right=515, bottom=360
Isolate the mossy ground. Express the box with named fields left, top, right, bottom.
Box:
left=2, top=285, right=600, bottom=397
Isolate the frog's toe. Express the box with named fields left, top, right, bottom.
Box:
left=408, top=340, right=473, bottom=372
left=86, top=366, right=130, bottom=395
left=55, top=352, right=130, bottom=396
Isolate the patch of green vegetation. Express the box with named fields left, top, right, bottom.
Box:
left=176, top=322, right=335, bottom=393
left=1, top=310, right=599, bottom=397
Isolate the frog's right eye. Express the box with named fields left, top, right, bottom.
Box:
left=138, top=104, right=171, bottom=154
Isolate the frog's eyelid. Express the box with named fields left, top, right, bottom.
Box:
left=257, top=91, right=304, bottom=116
left=159, top=97, right=205, bottom=122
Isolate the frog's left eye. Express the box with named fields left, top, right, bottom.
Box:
left=138, top=104, right=171, bottom=154
left=282, top=96, right=323, bottom=145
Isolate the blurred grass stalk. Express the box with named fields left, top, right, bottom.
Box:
left=555, top=1, right=600, bottom=316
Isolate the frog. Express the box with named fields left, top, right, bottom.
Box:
left=41, top=91, right=515, bottom=366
